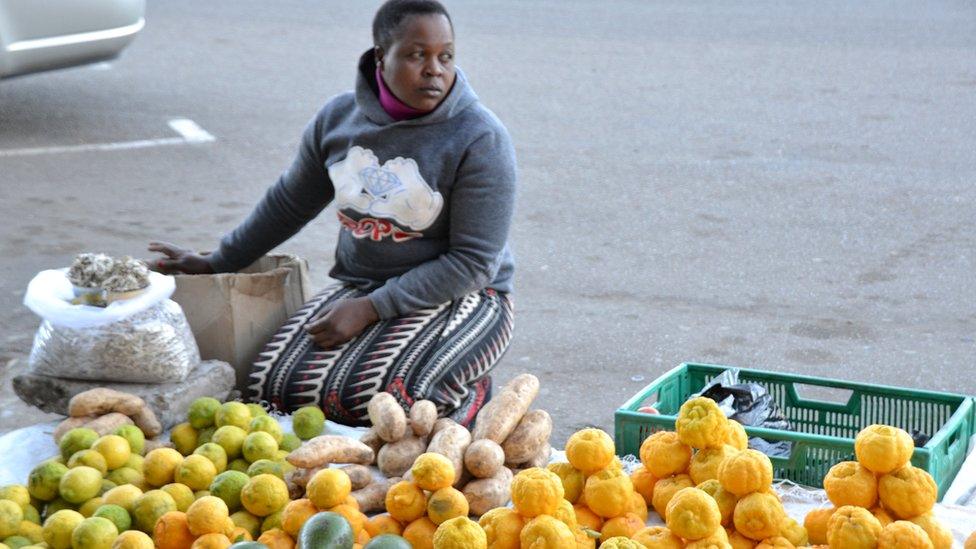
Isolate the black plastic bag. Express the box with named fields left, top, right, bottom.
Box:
left=693, top=368, right=793, bottom=457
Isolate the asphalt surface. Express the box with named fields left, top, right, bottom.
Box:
left=1, top=1, right=974, bottom=444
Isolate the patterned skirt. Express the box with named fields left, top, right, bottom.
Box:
left=247, top=283, right=514, bottom=427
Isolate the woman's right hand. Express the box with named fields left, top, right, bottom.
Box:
left=148, top=241, right=215, bottom=274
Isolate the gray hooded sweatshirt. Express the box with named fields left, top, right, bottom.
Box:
left=207, top=51, right=516, bottom=320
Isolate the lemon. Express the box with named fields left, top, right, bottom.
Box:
left=160, top=484, right=195, bottom=513
left=113, top=426, right=145, bottom=455
left=209, top=471, right=249, bottom=513
left=211, top=427, right=247, bottom=461
left=230, top=511, right=261, bottom=540
left=246, top=460, right=283, bottom=479
left=246, top=404, right=268, bottom=418
left=228, top=459, right=249, bottom=473
left=143, top=448, right=184, bottom=488
left=43, top=498, right=77, bottom=517
left=215, top=403, right=251, bottom=431
left=193, top=443, right=228, bottom=473
left=0, top=500, right=23, bottom=537
left=105, top=468, right=145, bottom=491
left=170, top=423, right=199, bottom=456
left=0, top=488, right=29, bottom=511
left=197, top=427, right=217, bottom=446
left=292, top=407, right=325, bottom=440
left=260, top=510, right=283, bottom=533
left=240, top=475, right=288, bottom=517
left=175, top=456, right=217, bottom=492
left=17, top=520, right=43, bottom=543
left=131, top=490, right=176, bottom=533
left=68, top=450, right=108, bottom=476
left=41, top=509, right=84, bottom=549
left=186, top=496, right=229, bottom=536
left=71, top=516, right=118, bottom=549
left=91, top=435, right=131, bottom=471
left=194, top=490, right=211, bottom=500
left=28, top=462, right=68, bottom=502
left=59, top=467, right=102, bottom=505
left=242, top=433, right=278, bottom=463
left=102, top=485, right=142, bottom=513
left=2, top=536, right=29, bottom=549
left=279, top=434, right=301, bottom=452
left=21, top=505, right=39, bottom=525
left=59, top=429, right=98, bottom=462
left=188, top=397, right=222, bottom=429
left=92, top=504, right=130, bottom=532
left=124, top=454, right=144, bottom=472
left=78, top=497, right=105, bottom=517
left=248, top=416, right=283, bottom=445
left=111, top=530, right=154, bottom=549
left=99, top=479, right=117, bottom=496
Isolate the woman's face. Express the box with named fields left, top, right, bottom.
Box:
left=377, top=14, right=456, bottom=112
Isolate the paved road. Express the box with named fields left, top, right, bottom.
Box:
left=1, top=1, right=974, bottom=444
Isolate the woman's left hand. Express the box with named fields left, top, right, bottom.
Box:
left=304, top=296, right=380, bottom=349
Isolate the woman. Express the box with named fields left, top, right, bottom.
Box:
left=150, top=0, right=516, bottom=427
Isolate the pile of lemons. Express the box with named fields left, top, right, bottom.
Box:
left=0, top=397, right=330, bottom=549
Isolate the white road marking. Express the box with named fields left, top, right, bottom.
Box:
left=0, top=118, right=215, bottom=157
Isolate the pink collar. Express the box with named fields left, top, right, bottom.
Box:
left=376, top=67, right=430, bottom=121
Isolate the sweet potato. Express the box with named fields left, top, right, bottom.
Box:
left=431, top=418, right=457, bottom=437
left=352, top=477, right=399, bottom=513
left=131, top=407, right=162, bottom=438
left=464, top=439, right=505, bottom=479
left=523, top=443, right=552, bottom=469
left=377, top=436, right=427, bottom=478
left=462, top=467, right=513, bottom=516
left=367, top=392, right=407, bottom=443
left=53, top=416, right=97, bottom=443
left=288, top=466, right=325, bottom=489
left=359, top=428, right=384, bottom=464
left=287, top=435, right=375, bottom=468
left=500, top=410, right=552, bottom=464
left=339, top=464, right=373, bottom=490
left=68, top=388, right=145, bottom=417
left=85, top=412, right=134, bottom=436
left=471, top=374, right=539, bottom=443
left=409, top=400, right=437, bottom=438
left=427, top=423, right=472, bottom=486
left=285, top=470, right=305, bottom=500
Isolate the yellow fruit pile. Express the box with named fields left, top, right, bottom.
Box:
left=382, top=452, right=476, bottom=549
left=637, top=396, right=808, bottom=546
left=805, top=424, right=953, bottom=549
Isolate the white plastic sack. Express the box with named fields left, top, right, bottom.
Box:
left=23, top=269, right=199, bottom=383
left=24, top=269, right=176, bottom=328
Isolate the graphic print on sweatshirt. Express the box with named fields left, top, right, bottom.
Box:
left=329, top=146, right=444, bottom=243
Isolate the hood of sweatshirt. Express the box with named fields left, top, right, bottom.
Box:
left=355, top=49, right=479, bottom=126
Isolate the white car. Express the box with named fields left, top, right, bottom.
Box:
left=0, top=0, right=145, bottom=79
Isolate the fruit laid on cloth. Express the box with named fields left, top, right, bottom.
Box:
left=296, top=511, right=354, bottom=549
left=855, top=425, right=915, bottom=474
left=877, top=465, right=937, bottom=520
left=292, top=406, right=326, bottom=441
left=583, top=468, right=633, bottom=519
left=718, top=449, right=773, bottom=498
left=632, top=525, right=683, bottom=548
left=565, top=429, right=615, bottom=475
left=823, top=461, right=877, bottom=509
left=519, top=514, right=574, bottom=548
left=665, top=487, right=721, bottom=541
left=877, top=520, right=934, bottom=549
left=478, top=507, right=523, bottom=549
left=732, top=492, right=786, bottom=541
left=827, top=505, right=883, bottom=549
left=511, top=468, right=564, bottom=518
left=639, top=431, right=692, bottom=479
left=431, top=516, right=487, bottom=549
left=676, top=396, right=730, bottom=449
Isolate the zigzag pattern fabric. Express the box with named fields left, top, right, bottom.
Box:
left=247, top=283, right=514, bottom=427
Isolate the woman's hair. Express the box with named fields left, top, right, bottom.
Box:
left=372, top=0, right=453, bottom=50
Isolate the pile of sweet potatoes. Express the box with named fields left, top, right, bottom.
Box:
left=53, top=388, right=170, bottom=454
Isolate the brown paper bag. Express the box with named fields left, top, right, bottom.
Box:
left=171, top=254, right=311, bottom=391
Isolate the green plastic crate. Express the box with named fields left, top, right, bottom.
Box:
left=614, top=363, right=975, bottom=500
